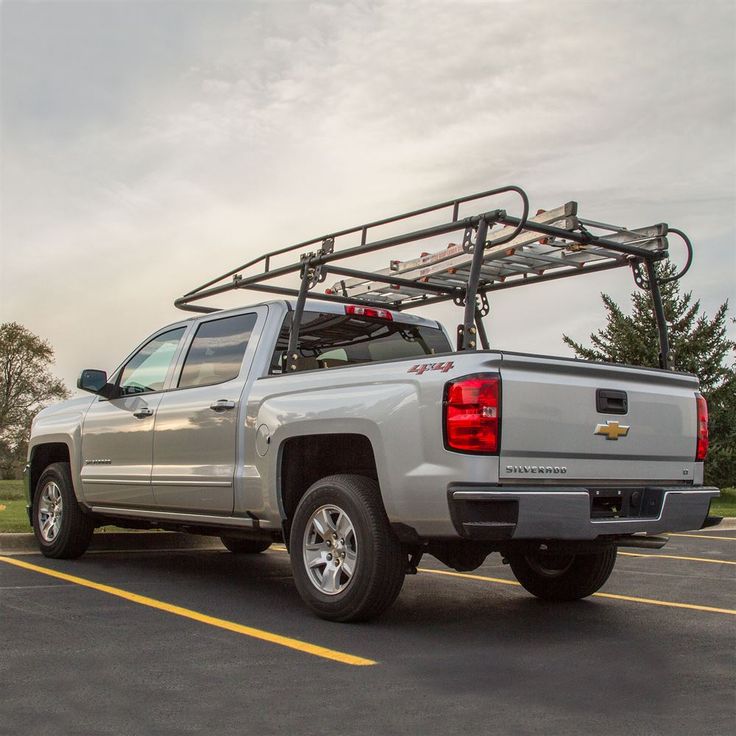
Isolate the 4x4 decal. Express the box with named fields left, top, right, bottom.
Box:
left=408, top=361, right=454, bottom=375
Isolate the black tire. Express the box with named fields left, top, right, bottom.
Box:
left=290, top=474, right=405, bottom=622
left=508, top=546, right=617, bottom=601
left=33, top=462, right=94, bottom=559
left=220, top=536, right=271, bottom=554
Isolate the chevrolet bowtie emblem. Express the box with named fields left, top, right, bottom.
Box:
left=594, top=420, right=630, bottom=440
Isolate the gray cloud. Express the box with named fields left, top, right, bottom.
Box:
left=1, top=0, right=734, bottom=387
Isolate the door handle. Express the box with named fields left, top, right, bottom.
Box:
left=210, top=400, right=236, bottom=412
left=133, top=407, right=153, bottom=419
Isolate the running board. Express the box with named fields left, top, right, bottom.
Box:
left=89, top=505, right=259, bottom=529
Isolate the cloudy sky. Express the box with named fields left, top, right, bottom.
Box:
left=1, top=0, right=734, bottom=389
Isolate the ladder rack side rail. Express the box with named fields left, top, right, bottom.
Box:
left=180, top=185, right=528, bottom=303
left=176, top=216, right=492, bottom=311
left=242, top=280, right=419, bottom=310
left=182, top=251, right=274, bottom=299
left=313, top=215, right=488, bottom=267
left=177, top=303, right=220, bottom=314
left=174, top=259, right=306, bottom=311
left=395, top=258, right=630, bottom=312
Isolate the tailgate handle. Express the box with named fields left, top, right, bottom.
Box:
left=596, top=389, right=628, bottom=415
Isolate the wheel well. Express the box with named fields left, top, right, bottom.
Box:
left=29, top=443, right=71, bottom=498
left=279, top=434, right=379, bottom=525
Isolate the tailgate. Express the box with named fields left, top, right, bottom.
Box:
left=498, top=354, right=700, bottom=483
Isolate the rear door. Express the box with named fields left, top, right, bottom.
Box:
left=498, top=354, right=700, bottom=483
left=151, top=307, right=267, bottom=513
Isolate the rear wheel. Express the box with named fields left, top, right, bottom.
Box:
left=290, top=474, right=405, bottom=622
left=508, top=546, right=617, bottom=601
left=33, top=462, right=94, bottom=559
left=220, top=536, right=271, bottom=554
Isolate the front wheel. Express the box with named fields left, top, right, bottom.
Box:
left=290, top=474, right=406, bottom=622
left=507, top=546, right=617, bottom=601
left=33, top=462, right=95, bottom=559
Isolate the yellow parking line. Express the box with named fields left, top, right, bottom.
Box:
left=418, top=567, right=520, bottom=586
left=593, top=591, right=736, bottom=614
left=417, top=567, right=736, bottom=616
left=619, top=552, right=736, bottom=565
left=0, top=556, right=375, bottom=667
left=670, top=533, right=736, bottom=541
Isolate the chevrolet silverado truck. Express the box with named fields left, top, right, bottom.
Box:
left=25, top=186, right=720, bottom=621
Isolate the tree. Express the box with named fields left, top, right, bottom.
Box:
left=0, top=323, right=70, bottom=478
left=563, top=263, right=735, bottom=488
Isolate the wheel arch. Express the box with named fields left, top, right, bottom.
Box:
left=277, top=433, right=380, bottom=536
left=29, top=443, right=72, bottom=501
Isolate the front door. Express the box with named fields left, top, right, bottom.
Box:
left=80, top=326, right=186, bottom=507
left=151, top=309, right=263, bottom=513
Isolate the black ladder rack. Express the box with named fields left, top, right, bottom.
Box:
left=175, top=185, right=693, bottom=371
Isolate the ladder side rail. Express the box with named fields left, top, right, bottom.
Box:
left=497, top=216, right=664, bottom=261
left=383, top=202, right=575, bottom=278
left=325, top=264, right=459, bottom=297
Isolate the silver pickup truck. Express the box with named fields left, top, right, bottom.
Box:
left=24, top=187, right=720, bottom=621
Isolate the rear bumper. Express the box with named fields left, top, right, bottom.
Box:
left=448, top=484, right=720, bottom=541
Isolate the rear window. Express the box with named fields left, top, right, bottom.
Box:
left=270, top=311, right=451, bottom=373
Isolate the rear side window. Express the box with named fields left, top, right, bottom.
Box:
left=178, top=313, right=257, bottom=389
left=270, top=311, right=451, bottom=373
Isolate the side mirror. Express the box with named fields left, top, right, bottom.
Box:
left=77, top=369, right=117, bottom=398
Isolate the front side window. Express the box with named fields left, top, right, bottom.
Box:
left=119, top=327, right=186, bottom=395
left=178, top=313, right=257, bottom=389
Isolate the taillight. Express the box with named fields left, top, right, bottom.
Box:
left=695, top=393, right=708, bottom=461
left=345, top=305, right=393, bottom=321
left=444, top=375, right=500, bottom=454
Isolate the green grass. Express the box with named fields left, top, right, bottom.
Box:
left=0, top=480, right=31, bottom=532
left=0, top=479, right=25, bottom=500
left=0, top=498, right=32, bottom=532
left=710, top=487, right=736, bottom=518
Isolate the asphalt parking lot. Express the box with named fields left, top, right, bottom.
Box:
left=2, top=531, right=734, bottom=736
